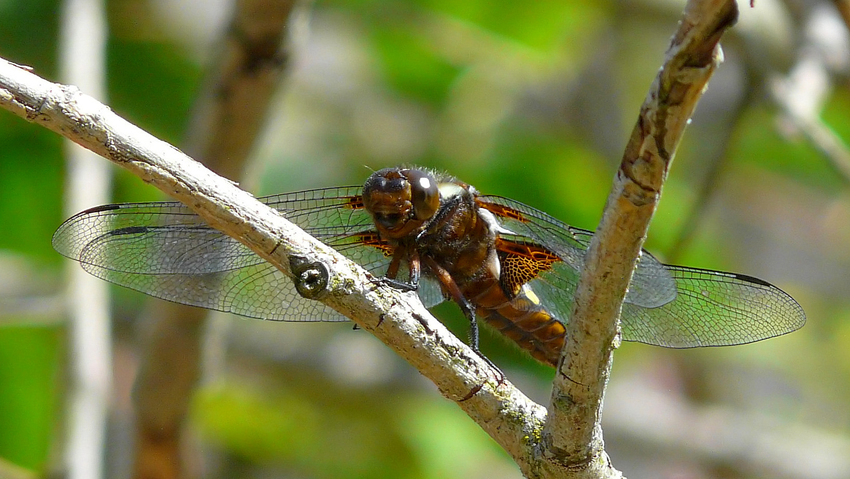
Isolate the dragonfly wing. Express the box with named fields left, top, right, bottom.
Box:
left=476, top=196, right=804, bottom=347
left=52, top=187, right=401, bottom=322
left=475, top=196, right=587, bottom=331
left=565, top=221, right=805, bottom=346
left=556, top=230, right=806, bottom=348
left=550, top=228, right=678, bottom=308
left=476, top=195, right=677, bottom=311
left=476, top=196, right=587, bottom=270
left=621, top=266, right=806, bottom=347
left=84, top=253, right=344, bottom=321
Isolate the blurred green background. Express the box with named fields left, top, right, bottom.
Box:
left=1, top=0, right=849, bottom=477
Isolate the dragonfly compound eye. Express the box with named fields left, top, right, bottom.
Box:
left=403, top=169, right=439, bottom=221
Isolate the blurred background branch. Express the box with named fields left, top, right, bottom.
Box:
left=57, top=1, right=111, bottom=479
left=769, top=2, right=850, bottom=183
left=132, top=1, right=299, bottom=478
left=605, top=370, right=850, bottom=479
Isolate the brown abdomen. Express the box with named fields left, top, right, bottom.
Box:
left=469, top=281, right=566, bottom=367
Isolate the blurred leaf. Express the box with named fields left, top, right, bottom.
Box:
left=0, top=119, right=64, bottom=261
left=821, top=87, right=850, bottom=166
left=193, top=379, right=422, bottom=479
left=0, top=0, right=60, bottom=74
left=416, top=0, right=597, bottom=52
left=480, top=126, right=610, bottom=229
left=107, top=39, right=201, bottom=146
left=0, top=326, right=61, bottom=471
left=732, top=105, right=846, bottom=191
left=193, top=383, right=321, bottom=463
left=396, top=396, right=514, bottom=478
left=370, top=22, right=462, bottom=104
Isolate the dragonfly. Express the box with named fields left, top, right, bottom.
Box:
left=53, top=166, right=806, bottom=367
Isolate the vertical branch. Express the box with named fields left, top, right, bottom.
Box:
left=131, top=1, right=298, bottom=478
left=541, top=0, right=738, bottom=475
left=58, top=1, right=111, bottom=478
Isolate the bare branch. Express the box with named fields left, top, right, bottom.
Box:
left=541, top=0, right=738, bottom=476
left=0, top=57, right=550, bottom=475
left=0, top=2, right=744, bottom=475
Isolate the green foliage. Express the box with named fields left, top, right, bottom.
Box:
left=0, top=0, right=60, bottom=75
left=733, top=105, right=846, bottom=191
left=106, top=39, right=201, bottom=145
left=0, top=326, right=61, bottom=470
left=192, top=378, right=512, bottom=478
left=0, top=121, right=64, bottom=260
left=370, top=24, right=462, bottom=105
left=415, top=0, right=596, bottom=52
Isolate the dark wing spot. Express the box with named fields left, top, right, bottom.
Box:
left=109, top=226, right=150, bottom=236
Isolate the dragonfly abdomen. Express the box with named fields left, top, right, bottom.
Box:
left=470, top=281, right=566, bottom=367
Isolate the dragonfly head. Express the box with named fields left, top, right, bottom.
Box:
left=363, top=167, right=440, bottom=239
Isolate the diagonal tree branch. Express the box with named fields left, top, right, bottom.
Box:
left=0, top=57, right=552, bottom=475
left=541, top=0, right=739, bottom=476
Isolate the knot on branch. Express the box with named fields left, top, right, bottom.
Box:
left=290, top=255, right=330, bottom=300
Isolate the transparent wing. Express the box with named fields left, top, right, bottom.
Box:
left=621, top=267, right=805, bottom=347
left=52, top=187, right=446, bottom=322
left=477, top=195, right=805, bottom=347
left=478, top=195, right=677, bottom=307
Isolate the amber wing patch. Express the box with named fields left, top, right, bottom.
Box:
left=477, top=200, right=528, bottom=222
left=343, top=195, right=365, bottom=210
left=348, top=231, right=394, bottom=257
left=495, top=238, right=560, bottom=297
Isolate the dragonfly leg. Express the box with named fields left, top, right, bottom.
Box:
left=463, top=308, right=506, bottom=386
left=422, top=256, right=505, bottom=385
left=379, top=277, right=417, bottom=292
left=378, top=244, right=419, bottom=291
